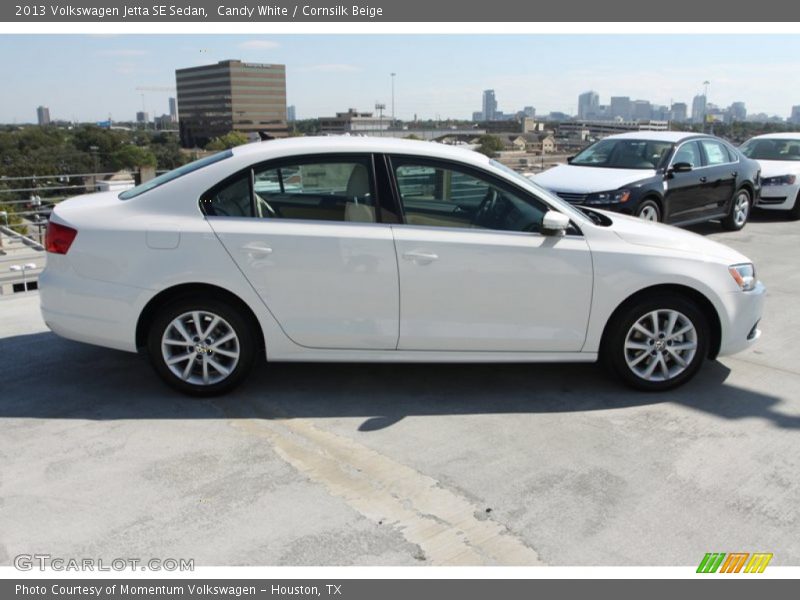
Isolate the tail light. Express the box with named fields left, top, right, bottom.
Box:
left=46, top=221, right=78, bottom=254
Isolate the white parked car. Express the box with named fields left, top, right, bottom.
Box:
left=40, top=137, right=765, bottom=395
left=740, top=133, right=800, bottom=219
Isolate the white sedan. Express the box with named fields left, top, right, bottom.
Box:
left=740, top=133, right=800, bottom=219
left=40, top=137, right=765, bottom=395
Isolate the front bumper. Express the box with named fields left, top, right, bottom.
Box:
left=717, top=281, right=766, bottom=357
left=756, top=183, right=800, bottom=210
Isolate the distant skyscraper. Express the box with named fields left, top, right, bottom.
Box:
left=522, top=106, right=535, bottom=118
left=578, top=91, right=599, bottom=119
left=632, top=100, right=652, bottom=121
left=729, top=101, right=747, bottom=122
left=482, top=89, right=498, bottom=121
left=609, top=96, right=631, bottom=120
left=670, top=102, right=688, bottom=122
left=472, top=111, right=484, bottom=122
left=790, top=105, right=800, bottom=125
left=168, top=97, right=177, bottom=122
left=287, top=105, right=296, bottom=122
left=692, top=94, right=707, bottom=124
left=136, top=111, right=150, bottom=124
left=36, top=106, right=50, bottom=126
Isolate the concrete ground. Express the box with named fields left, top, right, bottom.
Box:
left=0, top=212, right=798, bottom=567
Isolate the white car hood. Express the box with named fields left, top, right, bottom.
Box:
left=532, top=164, right=655, bottom=193
left=754, top=159, right=800, bottom=178
left=599, top=210, right=750, bottom=264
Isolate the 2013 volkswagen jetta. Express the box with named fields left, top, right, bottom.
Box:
left=40, top=137, right=765, bottom=395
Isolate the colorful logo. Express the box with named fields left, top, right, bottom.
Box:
left=697, top=552, right=773, bottom=573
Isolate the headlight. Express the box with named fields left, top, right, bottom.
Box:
left=729, top=263, right=757, bottom=291
left=584, top=189, right=631, bottom=204
left=761, top=174, right=796, bottom=186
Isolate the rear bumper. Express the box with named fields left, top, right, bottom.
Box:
left=39, top=264, right=145, bottom=353
left=717, top=282, right=766, bottom=357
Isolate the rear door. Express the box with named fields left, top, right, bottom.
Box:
left=204, top=154, right=400, bottom=350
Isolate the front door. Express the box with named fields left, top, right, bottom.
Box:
left=389, top=157, right=593, bottom=352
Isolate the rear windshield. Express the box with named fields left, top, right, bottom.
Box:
left=119, top=150, right=233, bottom=199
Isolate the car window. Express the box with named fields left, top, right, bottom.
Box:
left=120, top=150, right=232, bottom=200
left=202, top=158, right=378, bottom=223
left=700, top=140, right=731, bottom=166
left=202, top=173, right=252, bottom=218
left=393, top=161, right=546, bottom=233
left=571, top=139, right=673, bottom=169
left=252, top=160, right=376, bottom=222
left=672, top=141, right=702, bottom=168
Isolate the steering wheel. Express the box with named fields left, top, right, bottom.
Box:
left=470, top=188, right=499, bottom=228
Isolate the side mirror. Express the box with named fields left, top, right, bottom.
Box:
left=541, top=210, right=570, bottom=235
left=567, top=155, right=575, bottom=164
left=671, top=162, right=693, bottom=173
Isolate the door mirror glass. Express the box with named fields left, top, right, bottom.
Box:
left=671, top=162, right=693, bottom=173
left=541, top=210, right=570, bottom=234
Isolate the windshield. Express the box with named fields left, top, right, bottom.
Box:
left=119, top=150, right=233, bottom=199
left=571, top=139, right=674, bottom=169
left=740, top=138, right=800, bottom=161
left=489, top=159, right=588, bottom=224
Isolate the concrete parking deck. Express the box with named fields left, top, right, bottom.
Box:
left=0, top=214, right=798, bottom=566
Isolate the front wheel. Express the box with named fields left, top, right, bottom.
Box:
left=636, top=199, right=661, bottom=222
left=721, top=188, right=751, bottom=231
left=603, top=294, right=709, bottom=391
left=147, top=296, right=257, bottom=396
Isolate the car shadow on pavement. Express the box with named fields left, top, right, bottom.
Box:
left=1, top=331, right=797, bottom=432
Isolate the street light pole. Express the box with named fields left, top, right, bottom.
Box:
left=391, top=73, right=396, bottom=126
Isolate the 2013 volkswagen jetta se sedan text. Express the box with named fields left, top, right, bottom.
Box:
left=40, top=137, right=765, bottom=395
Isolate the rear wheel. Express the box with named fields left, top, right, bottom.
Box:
left=722, top=188, right=751, bottom=231
left=147, top=296, right=256, bottom=396
left=603, top=294, right=709, bottom=391
left=636, top=199, right=661, bottom=222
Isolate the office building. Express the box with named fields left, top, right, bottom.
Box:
left=692, top=94, right=707, bottom=124
left=578, top=91, right=599, bottom=120
left=319, top=108, right=390, bottom=134
left=168, top=97, right=178, bottom=122
left=36, top=106, right=50, bottom=126
left=729, top=101, right=747, bottom=122
left=670, top=102, right=688, bottom=122
left=287, top=105, right=296, bottom=122
left=790, top=105, right=800, bottom=125
left=176, top=59, right=288, bottom=147
left=609, top=96, right=631, bottom=120
left=482, top=90, right=498, bottom=122
left=136, top=111, right=150, bottom=125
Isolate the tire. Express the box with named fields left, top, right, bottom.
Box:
left=787, top=191, right=800, bottom=221
left=147, top=295, right=257, bottom=396
left=603, top=293, right=709, bottom=392
left=635, top=199, right=661, bottom=222
left=721, top=187, right=751, bottom=231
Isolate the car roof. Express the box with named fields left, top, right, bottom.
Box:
left=602, top=131, right=710, bottom=143
left=230, top=135, right=492, bottom=166
left=747, top=132, right=800, bottom=140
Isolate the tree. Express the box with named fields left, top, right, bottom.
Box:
left=109, top=145, right=157, bottom=170
left=476, top=134, right=504, bottom=157
left=205, top=131, right=250, bottom=151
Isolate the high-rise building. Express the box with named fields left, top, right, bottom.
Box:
left=176, top=59, right=288, bottom=148
left=670, top=102, right=688, bottom=122
left=632, top=100, right=652, bottom=121
left=729, top=101, right=747, bottom=122
left=287, top=105, right=296, bottom=122
left=136, top=111, right=150, bottom=125
left=522, top=106, right=535, bottom=118
left=36, top=106, right=50, bottom=126
left=609, top=96, right=631, bottom=120
left=692, top=94, right=707, bottom=124
left=472, top=111, right=484, bottom=122
left=578, top=91, right=599, bottom=119
left=482, top=90, right=498, bottom=121
left=790, top=105, right=800, bottom=125
left=168, top=97, right=178, bottom=122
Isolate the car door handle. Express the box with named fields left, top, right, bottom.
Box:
left=241, top=243, right=273, bottom=257
left=402, top=251, right=438, bottom=264
left=731, top=171, right=738, bottom=177
left=699, top=176, right=708, bottom=183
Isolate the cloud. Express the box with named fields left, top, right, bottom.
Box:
left=100, top=49, right=149, bottom=57
left=300, top=64, right=362, bottom=73
left=238, top=40, right=281, bottom=50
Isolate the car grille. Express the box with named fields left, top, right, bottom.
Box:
left=556, top=192, right=588, bottom=204
left=758, top=196, right=787, bottom=205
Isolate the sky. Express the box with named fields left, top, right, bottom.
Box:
left=1, top=34, right=800, bottom=123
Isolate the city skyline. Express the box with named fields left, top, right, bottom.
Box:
left=3, top=35, right=800, bottom=123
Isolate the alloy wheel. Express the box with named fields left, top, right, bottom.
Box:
left=733, top=191, right=750, bottom=227
left=623, top=309, right=698, bottom=382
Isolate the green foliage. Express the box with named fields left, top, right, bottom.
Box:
left=476, top=134, right=504, bottom=157
left=109, top=144, right=157, bottom=170
left=205, top=131, right=250, bottom=151
left=0, top=201, right=28, bottom=236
